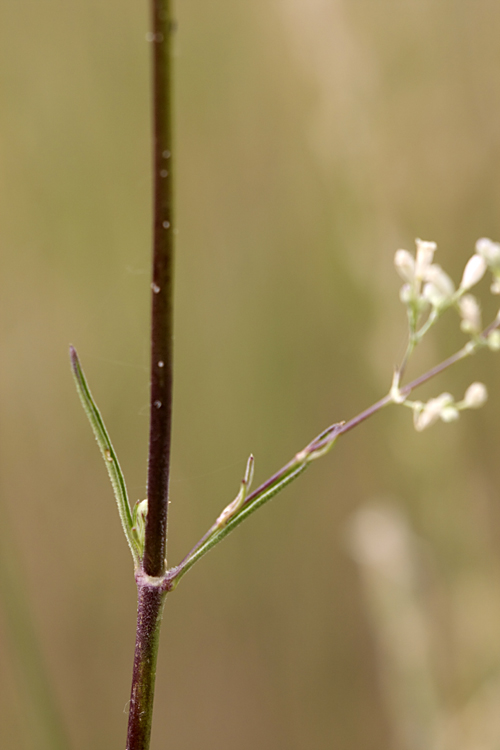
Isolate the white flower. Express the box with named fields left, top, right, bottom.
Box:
left=422, top=264, right=455, bottom=307
left=394, top=249, right=415, bottom=283
left=414, top=393, right=454, bottom=431
left=399, top=283, right=412, bottom=304
left=463, top=382, right=488, bottom=409
left=460, top=254, right=487, bottom=290
left=423, top=282, right=447, bottom=308
left=459, top=294, right=482, bottom=334
left=487, top=330, right=500, bottom=351
left=415, top=239, right=437, bottom=281
left=476, top=238, right=500, bottom=267
left=424, top=264, right=455, bottom=297
left=440, top=405, right=459, bottom=422
left=414, top=403, right=439, bottom=431
left=491, top=277, right=500, bottom=295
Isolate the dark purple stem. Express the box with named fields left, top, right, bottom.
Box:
left=126, top=580, right=167, bottom=750
left=145, top=0, right=174, bottom=578
left=126, top=1, right=173, bottom=748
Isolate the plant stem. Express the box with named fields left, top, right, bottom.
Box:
left=168, top=333, right=495, bottom=586
left=126, top=2, right=173, bottom=747
left=126, top=578, right=167, bottom=750
left=299, top=339, right=475, bottom=450
left=145, top=0, right=174, bottom=578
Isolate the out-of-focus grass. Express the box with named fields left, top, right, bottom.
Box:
left=349, top=502, right=500, bottom=750
left=1, top=1, right=500, bottom=748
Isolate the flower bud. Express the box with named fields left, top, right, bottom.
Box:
left=476, top=238, right=500, bottom=267
left=216, top=454, right=254, bottom=527
left=394, top=249, right=415, bottom=283
left=413, top=393, right=454, bottom=431
left=414, top=408, right=438, bottom=432
left=399, top=283, right=412, bottom=304
left=491, top=277, right=500, bottom=295
left=133, top=499, right=148, bottom=549
left=460, top=254, right=487, bottom=290
left=440, top=405, right=459, bottom=422
left=415, top=239, right=437, bottom=280
left=463, top=382, right=487, bottom=409
left=487, top=330, right=500, bottom=351
left=459, top=294, right=482, bottom=334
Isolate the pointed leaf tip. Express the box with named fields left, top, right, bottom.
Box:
left=69, top=345, right=80, bottom=374
left=69, top=347, right=140, bottom=567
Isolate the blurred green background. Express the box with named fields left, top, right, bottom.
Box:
left=1, top=1, right=500, bottom=748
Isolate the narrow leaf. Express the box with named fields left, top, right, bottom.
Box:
left=70, top=346, right=140, bottom=566
left=170, top=462, right=309, bottom=586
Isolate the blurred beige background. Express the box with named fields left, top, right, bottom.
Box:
left=1, top=1, right=500, bottom=748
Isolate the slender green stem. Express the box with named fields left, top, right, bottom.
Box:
left=401, top=286, right=471, bottom=379
left=414, top=307, right=439, bottom=343
left=168, top=463, right=310, bottom=587
left=169, top=322, right=500, bottom=587
left=397, top=337, right=415, bottom=381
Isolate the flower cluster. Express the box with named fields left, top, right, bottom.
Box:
left=391, top=238, right=500, bottom=431
left=411, top=382, right=488, bottom=432
left=395, top=238, right=489, bottom=314
left=395, top=238, right=500, bottom=349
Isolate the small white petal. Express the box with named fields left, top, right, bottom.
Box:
left=475, top=238, right=500, bottom=267
left=435, top=392, right=454, bottom=408
left=414, top=405, right=440, bottom=431
left=423, top=282, right=447, bottom=308
left=463, top=382, right=488, bottom=409
left=394, top=249, right=415, bottom=283
left=424, top=264, right=455, bottom=296
left=460, top=254, right=487, bottom=290
left=399, top=283, right=412, bottom=304
left=491, top=278, right=500, bottom=295
left=440, top=405, right=459, bottom=423
left=414, top=393, right=453, bottom=431
left=458, top=294, right=482, bottom=334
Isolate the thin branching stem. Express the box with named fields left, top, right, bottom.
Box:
left=169, top=320, right=500, bottom=586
